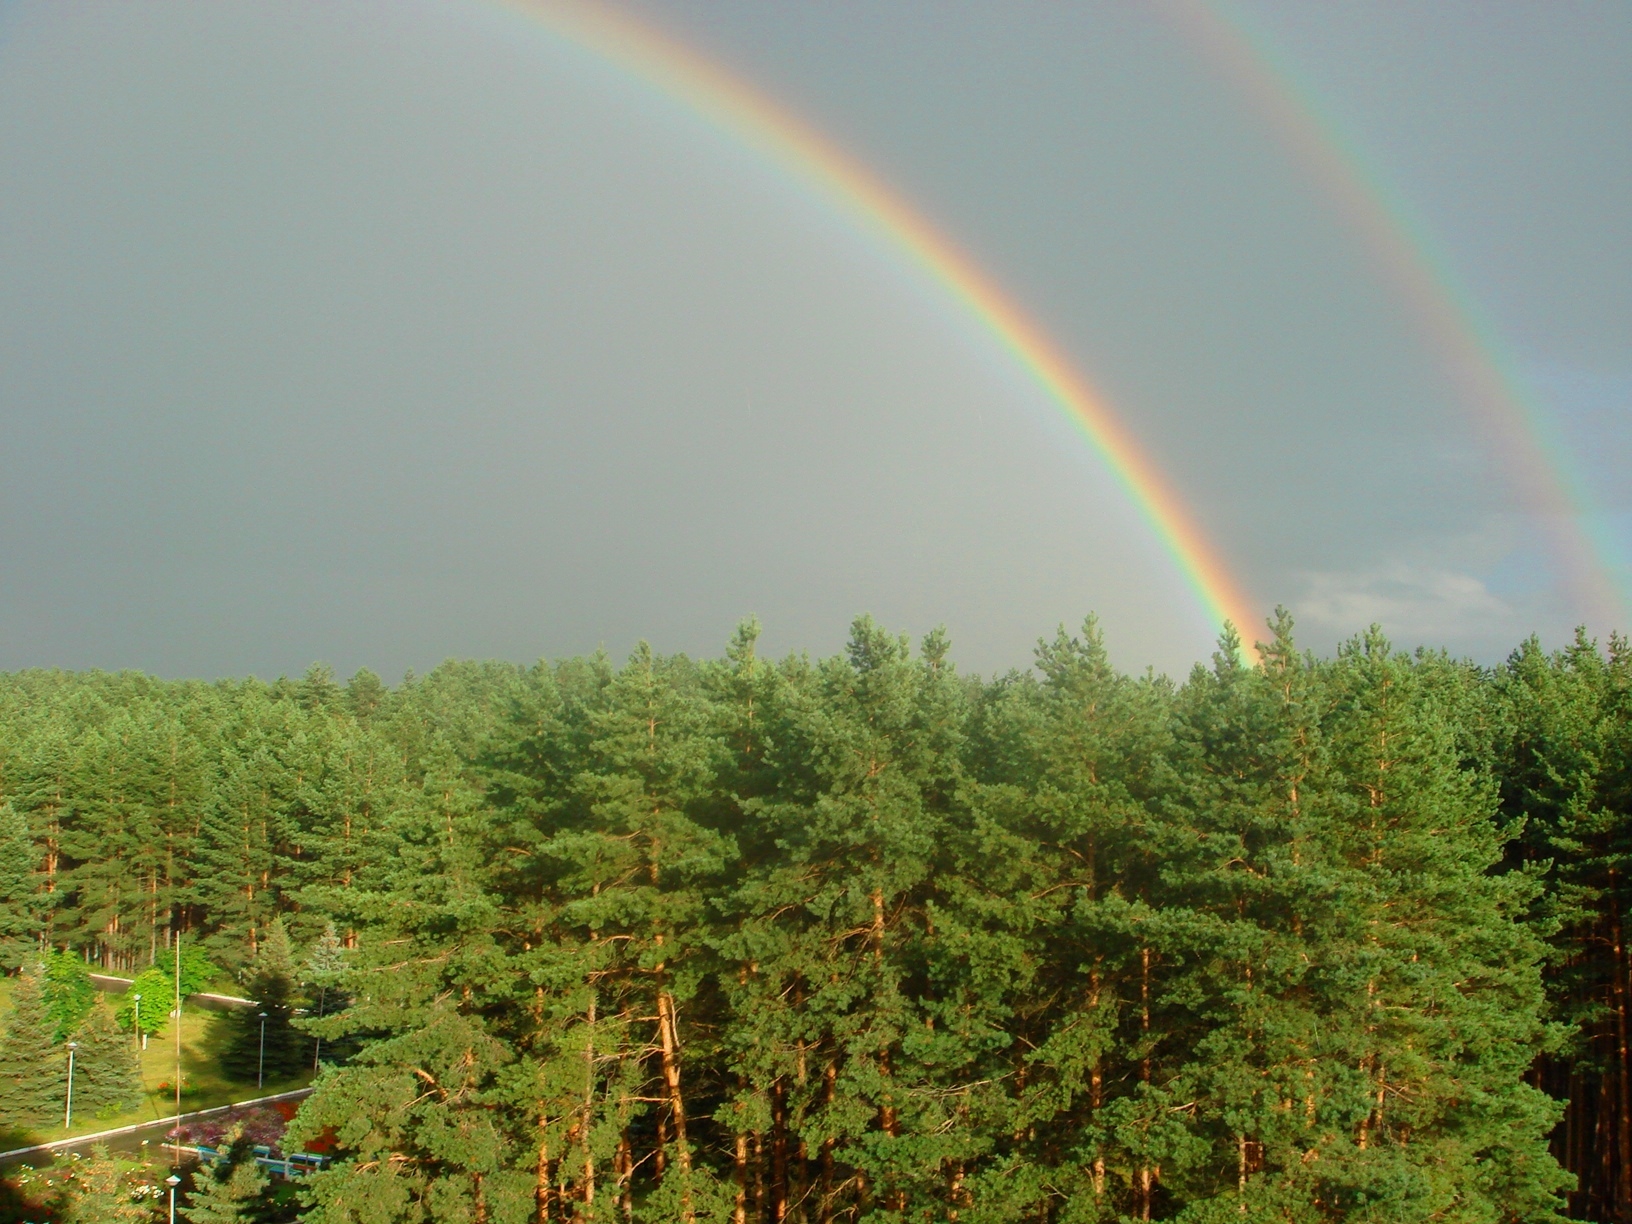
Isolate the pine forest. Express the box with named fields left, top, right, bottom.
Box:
left=2, top=612, right=1631, bottom=1223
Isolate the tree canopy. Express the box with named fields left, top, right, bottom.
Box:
left=3, top=615, right=1630, bottom=1220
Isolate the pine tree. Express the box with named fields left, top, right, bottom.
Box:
left=0, top=966, right=66, bottom=1133
left=287, top=738, right=528, bottom=1224
left=224, top=917, right=301, bottom=1082
left=1492, top=629, right=1632, bottom=1218
left=559, top=641, right=732, bottom=1222
left=301, top=921, right=350, bottom=1068
left=959, top=614, right=1174, bottom=1220
left=182, top=1132, right=270, bottom=1224
left=345, top=668, right=388, bottom=724
left=193, top=695, right=294, bottom=972
left=71, top=996, right=143, bottom=1120
left=0, top=801, right=44, bottom=968
left=1312, top=627, right=1567, bottom=1218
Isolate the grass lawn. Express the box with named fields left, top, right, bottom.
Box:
left=0, top=976, right=315, bottom=1150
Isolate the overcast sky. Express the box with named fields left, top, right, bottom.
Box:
left=0, top=1, right=1626, bottom=680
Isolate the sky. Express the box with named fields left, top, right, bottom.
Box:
left=0, top=0, right=1626, bottom=681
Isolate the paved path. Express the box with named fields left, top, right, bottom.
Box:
left=89, top=972, right=260, bottom=1009
left=0, top=1088, right=313, bottom=1167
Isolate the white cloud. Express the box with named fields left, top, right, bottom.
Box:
left=1291, top=561, right=1523, bottom=650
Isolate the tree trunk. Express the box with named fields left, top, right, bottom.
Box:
left=656, top=987, right=695, bottom=1223
left=1608, top=875, right=1632, bottom=1222
left=772, top=1077, right=789, bottom=1222
left=1137, top=944, right=1153, bottom=1219
left=1089, top=967, right=1105, bottom=1197
left=819, top=1060, right=836, bottom=1224
left=582, top=994, right=597, bottom=1214
left=534, top=1114, right=555, bottom=1224
left=733, top=1128, right=749, bottom=1224
left=615, top=1132, right=634, bottom=1224
left=753, top=1130, right=767, bottom=1224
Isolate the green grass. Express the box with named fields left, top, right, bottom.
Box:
left=0, top=978, right=314, bottom=1150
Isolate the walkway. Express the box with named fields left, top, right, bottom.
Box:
left=0, top=1088, right=313, bottom=1167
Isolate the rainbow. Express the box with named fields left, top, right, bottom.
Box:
left=490, top=0, right=1260, bottom=642
left=1171, top=0, right=1627, bottom=630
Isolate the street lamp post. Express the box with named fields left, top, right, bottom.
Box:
left=133, top=992, right=142, bottom=1049
left=312, top=981, right=324, bottom=1071
left=257, top=1012, right=269, bottom=1089
left=166, top=1173, right=181, bottom=1224
left=64, top=1041, right=79, bottom=1129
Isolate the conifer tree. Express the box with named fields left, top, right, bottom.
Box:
left=1493, top=629, right=1632, bottom=1218
left=1314, top=627, right=1565, bottom=1218
left=0, top=801, right=44, bottom=968
left=0, top=613, right=1611, bottom=1222
left=225, top=917, right=301, bottom=1081
left=301, top=921, right=350, bottom=1068
left=345, top=668, right=388, bottom=724
left=569, top=641, right=732, bottom=1222
left=0, top=966, right=65, bottom=1132
left=182, top=1131, right=270, bottom=1224
left=71, top=997, right=143, bottom=1120
left=288, top=739, right=529, bottom=1224
left=194, top=698, right=293, bottom=970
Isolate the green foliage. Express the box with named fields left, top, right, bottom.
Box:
left=1489, top=630, right=1632, bottom=1217
left=182, top=1130, right=271, bottom=1224
left=224, top=918, right=304, bottom=1082
left=59, top=1144, right=152, bottom=1224
left=303, top=922, right=348, bottom=988
left=0, top=967, right=66, bottom=1132
left=70, top=997, right=143, bottom=1120
left=152, top=943, right=223, bottom=998
left=42, top=949, right=97, bottom=1040
left=0, top=616, right=1621, bottom=1219
left=112, top=967, right=174, bottom=1038
left=0, top=801, right=45, bottom=969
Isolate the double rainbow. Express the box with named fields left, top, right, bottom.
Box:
left=492, top=0, right=1621, bottom=642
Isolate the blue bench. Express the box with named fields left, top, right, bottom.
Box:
left=187, top=1145, right=329, bottom=1177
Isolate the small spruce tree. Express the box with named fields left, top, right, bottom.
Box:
left=300, top=920, right=350, bottom=1068
left=225, top=917, right=301, bottom=1082
left=0, top=966, right=66, bottom=1133
left=182, top=1129, right=270, bottom=1224
left=71, top=996, right=143, bottom=1119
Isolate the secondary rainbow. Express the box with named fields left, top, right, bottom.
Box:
left=490, top=0, right=1259, bottom=641
left=1172, top=0, right=1626, bottom=629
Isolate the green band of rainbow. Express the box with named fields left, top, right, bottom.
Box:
left=493, top=0, right=1259, bottom=640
